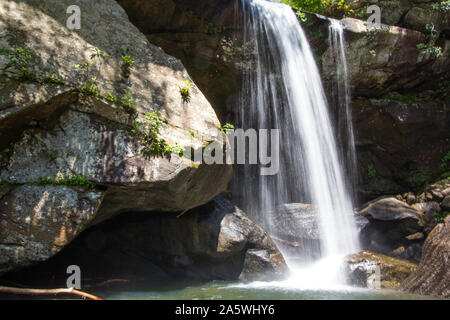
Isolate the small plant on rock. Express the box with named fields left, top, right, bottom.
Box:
left=220, top=123, right=235, bottom=134
left=417, top=24, right=443, bottom=59
left=120, top=55, right=135, bottom=78
left=79, top=77, right=100, bottom=97
left=118, top=89, right=139, bottom=113
left=367, top=164, right=377, bottom=179
left=180, top=80, right=193, bottom=103
left=435, top=211, right=450, bottom=223
left=36, top=173, right=96, bottom=189
left=40, top=71, right=66, bottom=85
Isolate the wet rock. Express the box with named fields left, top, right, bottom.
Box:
left=345, top=250, right=418, bottom=289
left=406, top=193, right=416, bottom=205
left=441, top=195, right=450, bottom=211
left=358, top=197, right=424, bottom=256
left=0, top=185, right=103, bottom=275
left=359, top=197, right=423, bottom=222
left=401, top=215, right=450, bottom=298
left=412, top=201, right=441, bottom=234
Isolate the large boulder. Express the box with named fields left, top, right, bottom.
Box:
left=345, top=250, right=418, bottom=289
left=0, top=185, right=103, bottom=274
left=401, top=215, right=450, bottom=298
left=358, top=197, right=425, bottom=259
left=1, top=196, right=288, bottom=284
left=0, top=0, right=232, bottom=274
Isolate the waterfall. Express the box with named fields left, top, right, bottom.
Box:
left=328, top=18, right=358, bottom=195
left=232, top=0, right=360, bottom=283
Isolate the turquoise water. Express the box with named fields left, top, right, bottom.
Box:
left=97, top=281, right=433, bottom=300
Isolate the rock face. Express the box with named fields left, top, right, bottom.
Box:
left=358, top=197, right=425, bottom=260
left=0, top=0, right=233, bottom=275
left=322, top=18, right=449, bottom=97
left=116, top=0, right=243, bottom=122
left=346, top=0, right=450, bottom=35
left=401, top=215, right=450, bottom=298
left=0, top=185, right=103, bottom=274
left=345, top=250, right=418, bottom=289
left=2, top=196, right=288, bottom=283
left=352, top=98, right=450, bottom=198
left=320, top=17, right=450, bottom=197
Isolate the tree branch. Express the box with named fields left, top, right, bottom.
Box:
left=0, top=286, right=102, bottom=300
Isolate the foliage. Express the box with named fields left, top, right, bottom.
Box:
left=131, top=111, right=184, bottom=158
left=120, top=55, right=135, bottom=78
left=417, top=43, right=442, bottom=58
left=220, top=123, right=235, bottom=134
left=79, top=77, right=100, bottom=97
left=0, top=47, right=37, bottom=81
left=36, top=173, right=96, bottom=189
left=369, top=50, right=376, bottom=57
left=369, top=98, right=381, bottom=105
left=164, top=143, right=185, bottom=157
left=435, top=211, right=449, bottom=223
left=441, top=151, right=450, bottom=170
left=105, top=90, right=138, bottom=114
left=406, top=168, right=430, bottom=188
left=417, top=24, right=443, bottom=59
left=431, top=1, right=450, bottom=12
left=180, top=80, right=193, bottom=103
left=118, top=89, right=138, bottom=113
left=367, top=164, right=376, bottom=178
left=387, top=93, right=417, bottom=103
left=89, top=47, right=110, bottom=61
left=132, top=111, right=168, bottom=157
left=40, top=72, right=66, bottom=85
left=278, top=0, right=355, bottom=18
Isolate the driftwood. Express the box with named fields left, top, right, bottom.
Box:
left=271, top=236, right=303, bottom=248
left=271, top=236, right=320, bottom=259
left=0, top=285, right=102, bottom=300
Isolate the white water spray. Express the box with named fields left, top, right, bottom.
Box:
left=234, top=0, right=360, bottom=285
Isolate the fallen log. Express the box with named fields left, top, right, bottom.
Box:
left=271, top=236, right=303, bottom=247
left=0, top=286, right=102, bottom=300
left=271, top=236, right=320, bottom=259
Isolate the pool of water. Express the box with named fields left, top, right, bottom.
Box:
left=97, top=281, right=433, bottom=300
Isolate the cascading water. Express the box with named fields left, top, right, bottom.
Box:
left=328, top=18, right=358, bottom=194
left=232, top=0, right=360, bottom=285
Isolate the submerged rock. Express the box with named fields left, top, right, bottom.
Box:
left=401, top=215, right=450, bottom=299
left=345, top=250, right=418, bottom=289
